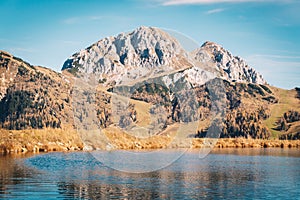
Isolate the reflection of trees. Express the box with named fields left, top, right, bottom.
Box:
left=56, top=156, right=265, bottom=199
left=57, top=169, right=176, bottom=199
left=0, top=153, right=275, bottom=199
left=57, top=180, right=159, bottom=199
left=0, top=155, right=34, bottom=196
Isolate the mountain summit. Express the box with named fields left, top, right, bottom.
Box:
left=197, top=41, right=264, bottom=84
left=62, top=26, right=189, bottom=84
left=1, top=27, right=300, bottom=153
left=62, top=26, right=265, bottom=85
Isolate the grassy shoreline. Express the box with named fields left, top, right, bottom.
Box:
left=0, top=129, right=83, bottom=154
left=1, top=129, right=300, bottom=154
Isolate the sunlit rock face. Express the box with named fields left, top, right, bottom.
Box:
left=62, top=26, right=265, bottom=86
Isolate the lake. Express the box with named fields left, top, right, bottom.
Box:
left=1, top=148, right=300, bottom=199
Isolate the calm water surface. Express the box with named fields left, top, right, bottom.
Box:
left=1, top=148, right=300, bottom=199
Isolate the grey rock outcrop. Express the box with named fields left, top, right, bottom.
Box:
left=62, top=26, right=266, bottom=86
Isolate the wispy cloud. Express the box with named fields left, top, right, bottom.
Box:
left=89, top=16, right=104, bottom=21
left=245, top=55, right=300, bottom=89
left=62, top=17, right=80, bottom=25
left=9, top=47, right=35, bottom=53
left=205, top=8, right=225, bottom=14
left=62, top=15, right=133, bottom=26
left=62, top=16, right=105, bottom=25
left=249, top=54, right=300, bottom=60
left=161, top=0, right=294, bottom=6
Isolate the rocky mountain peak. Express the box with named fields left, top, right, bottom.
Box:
left=62, top=26, right=266, bottom=85
left=0, top=50, right=12, bottom=58
left=62, top=26, right=189, bottom=85
left=193, top=41, right=266, bottom=84
left=125, top=26, right=182, bottom=52
left=112, top=26, right=185, bottom=67
left=201, top=41, right=220, bottom=48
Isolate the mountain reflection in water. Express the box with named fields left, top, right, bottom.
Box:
left=1, top=149, right=300, bottom=199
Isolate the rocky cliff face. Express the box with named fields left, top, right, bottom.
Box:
left=194, top=41, right=265, bottom=84
left=62, top=26, right=265, bottom=86
left=62, top=26, right=190, bottom=85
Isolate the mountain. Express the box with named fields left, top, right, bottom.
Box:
left=0, top=50, right=73, bottom=130
left=60, top=27, right=299, bottom=142
left=0, top=26, right=300, bottom=152
left=195, top=41, right=265, bottom=84
left=62, top=26, right=189, bottom=86
left=62, top=26, right=265, bottom=86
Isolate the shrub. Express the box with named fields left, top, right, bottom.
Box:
left=260, top=84, right=272, bottom=94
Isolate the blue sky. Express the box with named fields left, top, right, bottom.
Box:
left=0, top=0, right=299, bottom=89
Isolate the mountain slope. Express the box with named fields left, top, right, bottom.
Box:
left=0, top=27, right=299, bottom=152
left=60, top=26, right=298, bottom=142
left=0, top=51, right=73, bottom=130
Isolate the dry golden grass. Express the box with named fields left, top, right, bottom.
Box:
left=129, top=98, right=151, bottom=127
left=0, top=128, right=83, bottom=153
left=102, top=126, right=175, bottom=149
left=1, top=126, right=299, bottom=154
left=263, top=87, right=300, bottom=138
left=193, top=138, right=300, bottom=148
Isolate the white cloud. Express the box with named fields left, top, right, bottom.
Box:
left=205, top=8, right=225, bottom=14
left=9, top=47, right=35, bottom=53
left=247, top=54, right=300, bottom=61
left=162, top=0, right=293, bottom=6
left=88, top=16, right=104, bottom=21
left=62, top=17, right=80, bottom=25
left=62, top=15, right=111, bottom=24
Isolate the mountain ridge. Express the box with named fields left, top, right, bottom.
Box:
left=62, top=26, right=265, bottom=86
left=0, top=26, right=300, bottom=153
